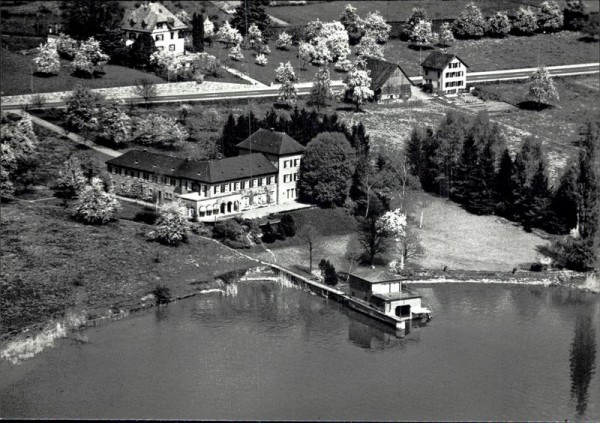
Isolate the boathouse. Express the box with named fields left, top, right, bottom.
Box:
left=348, top=271, right=425, bottom=320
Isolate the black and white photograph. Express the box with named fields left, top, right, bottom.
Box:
left=1, top=0, right=599, bottom=420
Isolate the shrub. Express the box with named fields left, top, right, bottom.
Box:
left=133, top=208, right=159, bottom=224
left=453, top=2, right=487, bottom=39
left=152, top=284, right=171, bottom=305
left=538, top=238, right=596, bottom=271
left=191, top=221, right=211, bottom=236
left=512, top=7, right=539, bottom=35
left=71, top=37, right=110, bottom=78
left=222, top=239, right=251, bottom=249
left=280, top=213, right=297, bottom=237
left=56, top=33, right=78, bottom=60
left=148, top=202, right=189, bottom=246
left=261, top=222, right=276, bottom=243
left=133, top=114, right=188, bottom=149
left=72, top=177, right=120, bottom=225
left=255, top=53, right=268, bottom=66
left=319, top=259, right=338, bottom=286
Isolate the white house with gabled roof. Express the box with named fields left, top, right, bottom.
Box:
left=122, top=1, right=187, bottom=54
left=421, top=51, right=469, bottom=96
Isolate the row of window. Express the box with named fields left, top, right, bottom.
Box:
left=282, top=158, right=300, bottom=168
left=214, top=176, right=275, bottom=194
left=445, top=81, right=463, bottom=88
left=282, top=173, right=299, bottom=183
left=447, top=62, right=461, bottom=69
left=445, top=71, right=464, bottom=78
left=128, top=31, right=184, bottom=40
left=286, top=188, right=297, bottom=199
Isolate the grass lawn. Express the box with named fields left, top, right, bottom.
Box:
left=0, top=200, right=254, bottom=337
left=265, top=0, right=542, bottom=27
left=1, top=49, right=166, bottom=96
left=248, top=192, right=550, bottom=275
left=385, top=31, right=599, bottom=76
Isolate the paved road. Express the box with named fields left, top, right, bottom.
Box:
left=2, top=63, right=597, bottom=110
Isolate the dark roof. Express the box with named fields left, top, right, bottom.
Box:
left=420, top=51, right=469, bottom=70
left=365, top=57, right=415, bottom=91
left=107, top=150, right=277, bottom=184
left=122, top=1, right=187, bottom=33
left=236, top=128, right=305, bottom=156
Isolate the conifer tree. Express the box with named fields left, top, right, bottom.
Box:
left=192, top=13, right=205, bottom=52
left=494, top=149, right=517, bottom=218
left=551, top=165, right=580, bottom=233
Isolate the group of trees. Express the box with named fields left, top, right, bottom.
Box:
left=448, top=0, right=597, bottom=40
left=34, top=34, right=109, bottom=78
left=64, top=85, right=187, bottom=149
left=0, top=114, right=39, bottom=198
left=406, top=110, right=599, bottom=270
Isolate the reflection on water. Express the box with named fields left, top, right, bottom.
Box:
left=1, top=281, right=599, bottom=420
left=570, top=310, right=597, bottom=417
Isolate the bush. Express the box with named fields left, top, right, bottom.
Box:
left=222, top=239, right=251, bottom=249
left=148, top=202, right=189, bottom=246
left=538, top=238, right=597, bottom=272
left=213, top=219, right=245, bottom=241
left=279, top=213, right=297, bottom=237
left=191, top=222, right=211, bottom=236
left=261, top=222, right=276, bottom=243
left=472, top=86, right=501, bottom=102
left=134, top=208, right=159, bottom=224
left=152, top=284, right=171, bottom=305
left=318, top=259, right=338, bottom=286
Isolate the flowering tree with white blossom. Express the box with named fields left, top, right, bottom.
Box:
left=343, top=62, right=373, bottom=111
left=363, top=11, right=391, bottom=43
left=72, top=177, right=120, bottom=225
left=33, top=42, right=60, bottom=75
left=217, top=20, right=243, bottom=47
left=275, top=31, right=293, bottom=50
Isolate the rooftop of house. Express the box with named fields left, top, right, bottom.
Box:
left=122, top=1, right=187, bottom=33
left=349, top=269, right=407, bottom=284
left=106, top=150, right=278, bottom=184
left=420, top=51, right=469, bottom=70
left=365, top=57, right=415, bottom=91
left=236, top=128, right=306, bottom=156
left=372, top=292, right=421, bottom=301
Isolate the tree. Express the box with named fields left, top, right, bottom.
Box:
left=229, top=44, right=244, bottom=61
left=98, top=103, right=131, bottom=146
left=564, top=0, right=589, bottom=31
left=298, top=225, right=320, bottom=274
left=527, top=66, right=559, bottom=108
left=318, top=259, right=338, bottom=286
left=397, top=226, right=425, bottom=268
left=358, top=214, right=390, bottom=265
left=363, top=11, right=391, bottom=43
left=129, top=33, right=156, bottom=69
left=280, top=214, right=297, bottom=237
left=582, top=12, right=599, bottom=40
left=33, top=42, right=60, bottom=75
left=246, top=23, right=263, bottom=51
left=494, top=148, right=518, bottom=218
left=409, top=19, right=434, bottom=46
left=513, top=7, right=539, bottom=35
left=308, top=66, right=334, bottom=110
left=577, top=123, right=599, bottom=242
left=255, top=53, right=268, bottom=66
left=133, top=114, right=188, bottom=149
left=72, top=37, right=110, bottom=77
left=538, top=1, right=564, bottom=32
left=407, top=8, right=428, bottom=33
left=55, top=156, right=87, bottom=198
left=72, top=177, right=120, bottom=224
left=438, top=22, right=455, bottom=46
left=192, top=13, right=205, bottom=52
left=275, top=61, right=297, bottom=106
left=56, top=33, right=78, bottom=60
left=453, top=2, right=487, bottom=39
left=305, top=20, right=350, bottom=63
left=298, top=132, right=356, bottom=207
left=217, top=20, right=243, bottom=48
left=343, top=62, right=373, bottom=112
left=149, top=202, right=189, bottom=246
left=275, top=31, right=293, bottom=50
left=64, top=85, right=106, bottom=134
left=552, top=164, right=580, bottom=233
left=340, top=4, right=364, bottom=44
left=204, top=16, right=215, bottom=40
left=356, top=33, right=385, bottom=59
left=487, top=11, right=512, bottom=38
left=0, top=113, right=39, bottom=198
left=231, top=0, right=271, bottom=36
left=64, top=0, right=123, bottom=41
left=134, top=78, right=158, bottom=108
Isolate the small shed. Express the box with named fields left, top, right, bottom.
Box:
left=365, top=57, right=417, bottom=103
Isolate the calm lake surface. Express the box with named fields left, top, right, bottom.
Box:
left=1, top=280, right=599, bottom=420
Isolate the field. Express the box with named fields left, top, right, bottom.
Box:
left=248, top=191, right=549, bottom=274
left=265, top=0, right=543, bottom=27
left=0, top=200, right=254, bottom=337
left=385, top=31, right=600, bottom=76
left=0, top=49, right=166, bottom=96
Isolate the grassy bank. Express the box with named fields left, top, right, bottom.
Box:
left=0, top=200, right=254, bottom=339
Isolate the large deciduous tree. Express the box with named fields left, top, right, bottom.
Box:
left=298, top=132, right=356, bottom=207
left=72, top=177, right=120, bottom=224
left=512, top=7, right=539, bottom=35
left=487, top=11, right=512, bottom=38
left=64, top=0, right=123, bottom=40
left=453, top=2, right=487, bottom=39
left=340, top=3, right=364, bottom=44
left=133, top=114, right=188, bottom=149
left=64, top=85, right=106, bottom=134
left=55, top=156, right=87, bottom=198
left=527, top=66, right=559, bottom=108
left=309, top=66, right=334, bottom=110
left=538, top=1, right=564, bottom=32
left=363, top=10, right=391, bottom=43
left=149, top=202, right=189, bottom=246
left=0, top=113, right=39, bottom=198
left=33, top=42, right=60, bottom=75
left=564, top=0, right=589, bottom=31
left=343, top=61, right=374, bottom=111
left=129, top=33, right=156, bottom=69
left=231, top=0, right=271, bottom=36
left=217, top=20, right=243, bottom=48
left=72, top=37, right=110, bottom=77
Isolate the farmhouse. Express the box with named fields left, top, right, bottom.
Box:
left=365, top=57, right=417, bottom=103
left=106, top=129, right=304, bottom=221
left=122, top=1, right=187, bottom=54
left=421, top=51, right=469, bottom=95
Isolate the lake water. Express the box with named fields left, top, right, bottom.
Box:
left=1, top=280, right=599, bottom=420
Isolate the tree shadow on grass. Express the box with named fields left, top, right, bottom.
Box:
left=577, top=35, right=599, bottom=43
left=517, top=101, right=554, bottom=111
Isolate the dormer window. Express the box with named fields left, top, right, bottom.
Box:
left=156, top=22, right=163, bottom=29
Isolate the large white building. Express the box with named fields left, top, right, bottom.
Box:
left=106, top=129, right=305, bottom=222
left=421, top=51, right=469, bottom=96
left=122, top=1, right=187, bottom=54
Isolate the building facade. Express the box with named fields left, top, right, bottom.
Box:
left=105, top=129, right=304, bottom=221
left=122, top=1, right=187, bottom=54
left=421, top=51, right=469, bottom=95
left=365, top=57, right=417, bottom=103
